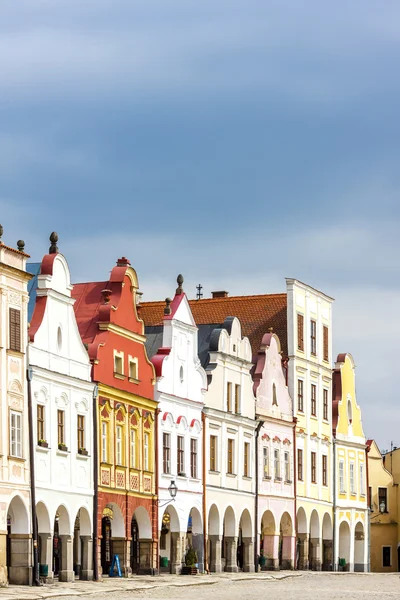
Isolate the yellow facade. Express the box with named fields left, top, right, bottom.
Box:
left=368, top=440, right=398, bottom=572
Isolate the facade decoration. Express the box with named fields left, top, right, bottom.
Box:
left=367, top=440, right=398, bottom=572
left=28, top=234, right=95, bottom=582
left=0, top=228, right=32, bottom=585
left=145, top=275, right=207, bottom=574
left=72, top=257, right=157, bottom=576
left=253, top=330, right=296, bottom=570
left=332, top=353, right=368, bottom=572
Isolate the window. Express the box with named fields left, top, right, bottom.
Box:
left=297, top=380, right=304, bottom=412
left=311, top=384, right=317, bottom=416
left=129, top=358, right=138, bottom=380
left=116, top=425, right=122, bottom=465
left=323, top=389, right=329, bottom=421
left=9, top=308, right=21, bottom=352
left=382, top=546, right=392, bottom=567
left=360, top=463, right=365, bottom=496
left=284, top=451, right=290, bottom=482
left=101, top=421, right=108, bottom=463
left=323, top=326, right=329, bottom=361
left=297, top=314, right=304, bottom=351
left=311, top=452, right=317, bottom=483
left=322, top=455, right=327, bottom=486
left=163, top=433, right=170, bottom=474
left=227, top=439, right=234, bottom=474
left=144, top=433, right=149, bottom=471
left=244, top=442, right=250, bottom=477
left=130, top=429, right=137, bottom=468
left=10, top=411, right=22, bottom=457
left=179, top=365, right=184, bottom=383
left=378, top=487, right=387, bottom=512
left=177, top=435, right=185, bottom=474
left=77, top=415, right=85, bottom=450
left=274, top=448, right=280, bottom=479
left=37, top=405, right=45, bottom=442
left=114, top=353, right=123, bottom=375
left=57, top=410, right=65, bottom=445
left=348, top=399, right=353, bottom=424
left=339, top=460, right=345, bottom=493
left=57, top=326, right=62, bottom=352
left=190, top=438, right=198, bottom=479
left=235, top=384, right=240, bottom=413
left=227, top=382, right=232, bottom=412
left=350, top=462, right=355, bottom=494
left=368, top=486, right=373, bottom=510
left=310, top=319, right=317, bottom=355
left=272, top=383, right=278, bottom=406
left=210, top=435, right=217, bottom=471
left=297, top=449, right=303, bottom=481
left=263, top=447, right=269, bottom=478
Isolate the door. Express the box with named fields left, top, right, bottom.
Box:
left=101, top=517, right=112, bottom=575
left=131, top=517, right=139, bottom=573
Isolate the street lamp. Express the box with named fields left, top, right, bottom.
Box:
left=157, top=480, right=178, bottom=507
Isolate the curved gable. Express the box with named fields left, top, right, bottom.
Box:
left=333, top=353, right=365, bottom=440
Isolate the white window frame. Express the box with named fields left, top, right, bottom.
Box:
left=130, top=428, right=136, bottom=468
left=339, top=460, right=345, bottom=493
left=101, top=421, right=108, bottom=463
left=116, top=425, right=122, bottom=465
left=274, top=448, right=280, bottom=479
left=350, top=461, right=355, bottom=494
left=144, top=432, right=149, bottom=471
left=284, top=450, right=290, bottom=482
left=263, top=446, right=269, bottom=478
left=10, top=411, right=22, bottom=458
left=128, top=355, right=138, bottom=381
left=163, top=432, right=171, bottom=474
left=360, top=463, right=365, bottom=496
left=114, top=350, right=124, bottom=375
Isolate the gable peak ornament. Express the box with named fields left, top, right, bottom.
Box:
left=176, top=274, right=184, bottom=295
left=49, top=231, right=59, bottom=254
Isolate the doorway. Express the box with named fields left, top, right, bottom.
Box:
left=131, top=517, right=139, bottom=573
left=101, top=517, right=112, bottom=575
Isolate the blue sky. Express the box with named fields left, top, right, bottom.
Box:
left=1, top=1, right=400, bottom=448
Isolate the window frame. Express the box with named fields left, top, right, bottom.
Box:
left=234, top=384, right=241, bottom=414
left=9, top=308, right=21, bottom=352
left=382, top=546, right=392, bottom=568
left=263, top=446, right=270, bottom=479
left=101, top=421, right=108, bottom=463
left=130, top=427, right=137, bottom=469
left=116, top=425, right=123, bottom=466
left=210, top=435, right=217, bottom=472
left=311, top=384, right=317, bottom=417
left=323, top=325, right=329, bottom=362
left=77, top=414, right=85, bottom=450
left=323, top=388, right=329, bottom=421
left=274, top=448, right=281, bottom=480
left=10, top=410, right=22, bottom=458
left=310, top=319, right=317, bottom=355
left=244, top=442, right=250, bottom=477
left=162, top=432, right=171, bottom=474
left=297, top=313, right=304, bottom=351
left=190, top=438, right=198, bottom=479
left=378, top=487, right=388, bottom=513
left=339, top=460, right=345, bottom=493
left=227, top=382, right=232, bottom=412
left=311, top=451, right=317, bottom=484
left=284, top=450, right=290, bottom=482
left=177, top=435, right=185, bottom=475
left=144, top=432, right=150, bottom=471
left=350, top=461, right=355, bottom=494
left=57, top=409, right=65, bottom=446
left=322, top=454, right=328, bottom=486
left=227, top=438, right=234, bottom=475
left=297, top=379, right=304, bottom=412
left=37, top=404, right=45, bottom=442
left=297, top=448, right=303, bottom=481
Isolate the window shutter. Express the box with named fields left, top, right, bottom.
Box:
left=297, top=314, right=304, bottom=351
left=323, top=326, right=329, bottom=361
left=9, top=308, right=21, bottom=352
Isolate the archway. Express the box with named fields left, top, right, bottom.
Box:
left=296, top=507, right=308, bottom=570
left=338, top=521, right=350, bottom=571
left=309, top=510, right=320, bottom=571
left=159, top=504, right=180, bottom=574
left=101, top=502, right=124, bottom=576
left=238, top=509, right=253, bottom=572
left=279, top=512, right=294, bottom=570
left=208, top=504, right=221, bottom=572
left=354, top=522, right=365, bottom=572
left=7, top=495, right=31, bottom=584
left=223, top=506, right=237, bottom=572
left=187, top=507, right=203, bottom=572
left=36, top=501, right=52, bottom=581
left=261, top=510, right=277, bottom=570
left=54, top=505, right=73, bottom=581
left=132, top=506, right=153, bottom=575
left=322, top=513, right=333, bottom=571
left=73, top=507, right=93, bottom=580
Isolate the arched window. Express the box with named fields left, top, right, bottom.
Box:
left=272, top=383, right=278, bottom=406
left=347, top=398, right=353, bottom=424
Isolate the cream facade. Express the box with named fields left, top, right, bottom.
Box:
left=0, top=234, right=32, bottom=585
left=286, top=279, right=334, bottom=570
left=332, top=353, right=368, bottom=571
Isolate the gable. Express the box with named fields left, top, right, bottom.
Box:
left=334, top=354, right=365, bottom=440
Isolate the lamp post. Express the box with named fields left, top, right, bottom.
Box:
left=157, top=481, right=178, bottom=507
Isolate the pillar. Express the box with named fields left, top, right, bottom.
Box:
left=208, top=535, right=222, bottom=573
left=310, top=537, right=321, bottom=571
left=138, top=539, right=156, bottom=575
left=111, top=537, right=131, bottom=577
left=322, top=539, right=333, bottom=571
left=8, top=534, right=32, bottom=585
left=80, top=536, right=93, bottom=580
left=73, top=529, right=81, bottom=577
left=0, top=533, right=6, bottom=587
left=170, top=532, right=184, bottom=574
left=242, top=537, right=255, bottom=573
left=39, top=533, right=53, bottom=581
left=281, top=536, right=295, bottom=570
left=59, top=535, right=74, bottom=582
left=224, top=536, right=238, bottom=572
left=191, top=533, right=204, bottom=573
left=263, top=534, right=279, bottom=570
left=297, top=533, right=309, bottom=570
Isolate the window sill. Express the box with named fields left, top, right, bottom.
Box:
left=351, top=492, right=357, bottom=497
left=8, top=455, right=24, bottom=462
left=209, top=470, right=220, bottom=474
left=297, top=409, right=304, bottom=414
left=100, top=461, right=113, bottom=467
left=361, top=493, right=366, bottom=497
left=128, top=377, right=140, bottom=384
left=56, top=449, right=69, bottom=457
left=116, top=464, right=128, bottom=469
left=311, top=353, right=317, bottom=357
left=274, top=477, right=282, bottom=482
left=226, top=472, right=236, bottom=478
left=285, top=480, right=293, bottom=484
left=36, top=445, right=50, bottom=453
left=298, top=478, right=304, bottom=482
left=113, top=372, right=126, bottom=380
left=263, top=475, right=272, bottom=480
left=242, top=476, right=252, bottom=481
left=76, top=452, right=90, bottom=460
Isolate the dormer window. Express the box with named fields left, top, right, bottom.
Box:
left=272, top=383, right=278, bottom=406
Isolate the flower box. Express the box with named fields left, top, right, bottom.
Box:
left=58, top=443, right=68, bottom=452
left=38, top=440, right=48, bottom=448
left=78, top=448, right=88, bottom=456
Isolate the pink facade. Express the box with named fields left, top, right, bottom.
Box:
left=253, top=332, right=296, bottom=570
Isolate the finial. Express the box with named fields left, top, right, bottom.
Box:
left=49, top=232, right=59, bottom=254
left=176, top=274, right=184, bottom=295
left=117, top=257, right=130, bottom=267
left=268, top=327, right=274, bottom=333
left=17, top=240, right=25, bottom=252
left=0, top=224, right=3, bottom=242
left=101, top=289, right=112, bottom=304
left=164, top=297, right=172, bottom=316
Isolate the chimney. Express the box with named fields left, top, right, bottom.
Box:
left=211, top=291, right=229, bottom=299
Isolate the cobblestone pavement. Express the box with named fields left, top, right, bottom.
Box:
left=1, top=572, right=400, bottom=600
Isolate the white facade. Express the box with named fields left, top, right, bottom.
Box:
left=29, top=251, right=95, bottom=582
left=153, top=289, right=207, bottom=574
left=204, top=317, right=256, bottom=573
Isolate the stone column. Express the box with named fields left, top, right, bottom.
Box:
left=111, top=537, right=131, bottom=577
left=322, top=539, right=333, bottom=571
left=170, top=532, right=184, bottom=574
left=59, top=535, right=74, bottom=582
left=242, top=537, right=255, bottom=573
left=138, top=539, right=155, bottom=575
left=224, top=536, right=238, bottom=572
left=192, top=533, right=204, bottom=573
left=208, top=535, right=222, bottom=573
left=73, top=530, right=81, bottom=577
left=0, top=533, right=7, bottom=587
left=281, top=535, right=295, bottom=570
left=8, top=534, right=32, bottom=585
left=297, top=533, right=309, bottom=570
left=39, top=533, right=54, bottom=581
left=80, top=536, right=93, bottom=580
left=263, top=534, right=279, bottom=570
left=310, top=537, right=321, bottom=571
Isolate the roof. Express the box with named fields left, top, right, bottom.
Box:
left=27, top=262, right=41, bottom=322
left=71, top=281, right=108, bottom=344
left=140, top=293, right=288, bottom=357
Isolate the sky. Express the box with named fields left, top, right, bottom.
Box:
left=1, top=1, right=399, bottom=449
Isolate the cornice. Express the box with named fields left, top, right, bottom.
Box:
left=98, top=322, right=146, bottom=344
left=98, top=382, right=157, bottom=409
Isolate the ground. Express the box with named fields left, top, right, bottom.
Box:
left=1, top=573, right=400, bottom=600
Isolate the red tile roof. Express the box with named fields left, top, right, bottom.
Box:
left=72, top=281, right=108, bottom=344
left=141, top=293, right=288, bottom=356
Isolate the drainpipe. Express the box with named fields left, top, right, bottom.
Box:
left=92, top=383, right=99, bottom=581
left=365, top=445, right=370, bottom=572
left=332, top=437, right=336, bottom=571
left=154, top=407, right=160, bottom=576
left=293, top=417, right=297, bottom=570
left=27, top=355, right=40, bottom=586
left=202, top=411, right=208, bottom=573
left=254, top=419, right=264, bottom=572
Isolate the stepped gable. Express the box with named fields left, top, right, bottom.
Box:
left=141, top=292, right=288, bottom=358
